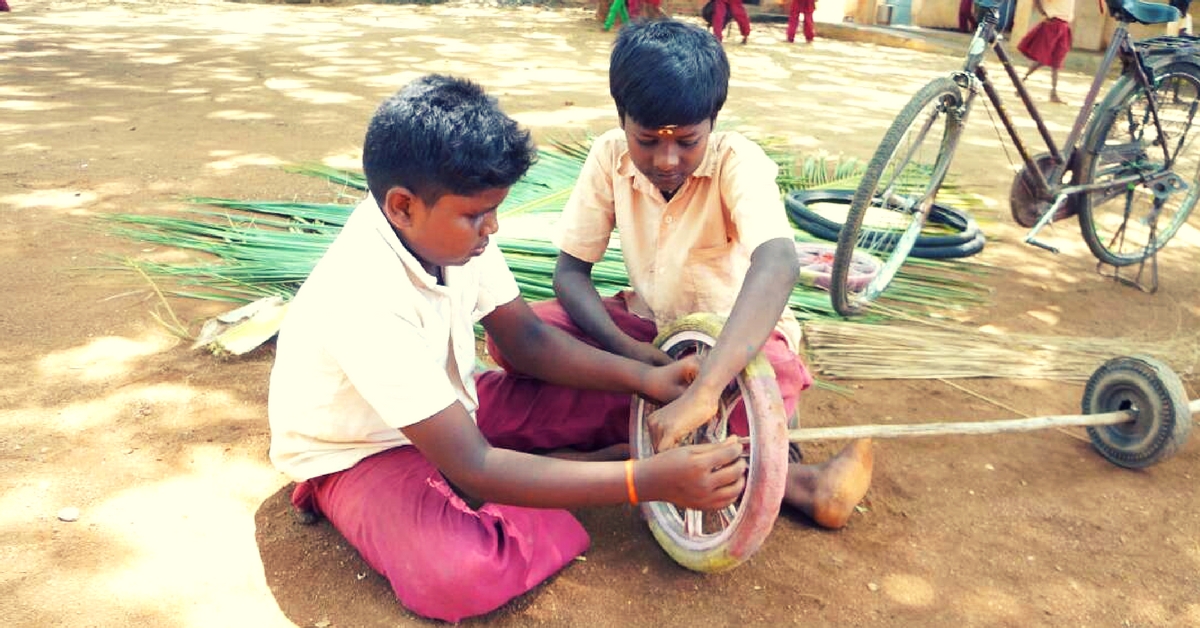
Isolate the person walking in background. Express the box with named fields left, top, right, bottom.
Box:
left=1169, top=0, right=1192, bottom=35
left=711, top=0, right=751, bottom=43
left=1017, top=0, right=1074, bottom=103
left=787, top=0, right=816, bottom=43
left=958, top=0, right=979, bottom=32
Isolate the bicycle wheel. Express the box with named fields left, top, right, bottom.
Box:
left=831, top=77, right=966, bottom=316
left=629, top=313, right=788, bottom=574
left=1077, top=61, right=1200, bottom=266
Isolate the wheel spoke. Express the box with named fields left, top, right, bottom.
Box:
left=683, top=508, right=703, bottom=536
left=717, top=505, right=737, bottom=529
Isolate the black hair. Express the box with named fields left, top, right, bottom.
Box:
left=609, top=19, right=730, bottom=129
left=362, top=74, right=537, bottom=208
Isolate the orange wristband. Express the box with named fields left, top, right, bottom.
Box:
left=625, top=459, right=639, bottom=505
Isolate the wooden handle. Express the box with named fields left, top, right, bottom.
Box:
left=739, top=399, right=1200, bottom=444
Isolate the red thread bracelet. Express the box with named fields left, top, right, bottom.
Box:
left=625, top=459, right=639, bottom=505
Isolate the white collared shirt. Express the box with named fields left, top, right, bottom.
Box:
left=268, top=195, right=519, bottom=482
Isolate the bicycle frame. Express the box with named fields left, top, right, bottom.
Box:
left=952, top=6, right=1179, bottom=253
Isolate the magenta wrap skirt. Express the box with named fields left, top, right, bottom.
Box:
left=290, top=294, right=811, bottom=622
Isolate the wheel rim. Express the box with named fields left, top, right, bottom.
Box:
left=1085, top=69, right=1200, bottom=264
left=631, top=329, right=757, bottom=552
left=1090, top=382, right=1156, bottom=449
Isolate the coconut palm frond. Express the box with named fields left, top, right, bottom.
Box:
left=108, top=139, right=993, bottom=335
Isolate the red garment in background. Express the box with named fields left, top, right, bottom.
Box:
left=1018, top=17, right=1072, bottom=68
left=788, top=0, right=816, bottom=42
left=712, top=0, right=752, bottom=41
left=959, top=0, right=979, bottom=32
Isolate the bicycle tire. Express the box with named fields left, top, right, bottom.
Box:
left=831, top=77, right=966, bottom=316
left=777, top=188, right=984, bottom=256
left=786, top=189, right=982, bottom=248
left=629, top=313, right=788, bottom=574
left=1077, top=60, right=1200, bottom=267
left=791, top=209, right=986, bottom=259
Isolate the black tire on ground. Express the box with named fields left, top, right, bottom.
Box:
left=1082, top=355, right=1192, bottom=469
left=785, top=189, right=982, bottom=248
left=785, top=190, right=985, bottom=259
left=792, top=210, right=985, bottom=259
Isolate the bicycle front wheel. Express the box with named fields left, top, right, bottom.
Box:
left=831, top=77, right=966, bottom=316
left=1078, top=61, right=1200, bottom=266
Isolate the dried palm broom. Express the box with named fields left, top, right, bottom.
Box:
left=802, top=314, right=1200, bottom=382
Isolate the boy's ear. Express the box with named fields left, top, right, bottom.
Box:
left=381, top=187, right=418, bottom=230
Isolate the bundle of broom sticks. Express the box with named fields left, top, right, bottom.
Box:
left=803, top=312, right=1200, bottom=383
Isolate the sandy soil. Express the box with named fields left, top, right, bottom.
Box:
left=3, top=1, right=1200, bottom=626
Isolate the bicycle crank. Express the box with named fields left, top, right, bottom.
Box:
left=1010, top=152, right=1080, bottom=228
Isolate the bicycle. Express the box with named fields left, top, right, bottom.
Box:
left=829, top=0, right=1200, bottom=316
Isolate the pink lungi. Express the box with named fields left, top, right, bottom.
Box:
left=290, top=294, right=811, bottom=622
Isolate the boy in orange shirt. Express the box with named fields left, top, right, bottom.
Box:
left=482, top=19, right=873, bottom=530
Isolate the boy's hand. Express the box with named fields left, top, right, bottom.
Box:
left=622, top=340, right=674, bottom=367
left=640, top=437, right=745, bottom=511
left=640, top=354, right=700, bottom=404
left=647, top=387, right=721, bottom=452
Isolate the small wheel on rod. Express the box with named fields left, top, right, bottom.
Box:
left=1082, top=355, right=1192, bottom=468
left=629, top=313, right=789, bottom=573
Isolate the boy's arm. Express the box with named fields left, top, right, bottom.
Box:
left=482, top=294, right=684, bottom=401
left=402, top=400, right=746, bottom=510
left=553, top=252, right=672, bottom=366
left=648, top=237, right=799, bottom=450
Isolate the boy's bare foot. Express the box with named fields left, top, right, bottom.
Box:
left=784, top=439, right=874, bottom=529
left=1050, top=94, right=1066, bottom=104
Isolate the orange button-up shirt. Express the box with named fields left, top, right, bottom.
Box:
left=555, top=128, right=802, bottom=351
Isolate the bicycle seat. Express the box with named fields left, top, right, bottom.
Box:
left=1107, top=0, right=1180, bottom=25
left=973, top=0, right=1003, bottom=8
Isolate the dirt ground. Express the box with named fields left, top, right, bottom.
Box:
left=3, top=1, right=1200, bottom=626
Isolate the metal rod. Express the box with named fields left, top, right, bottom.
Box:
left=738, top=399, right=1200, bottom=444
left=979, top=64, right=1043, bottom=180
left=993, top=40, right=1063, bottom=162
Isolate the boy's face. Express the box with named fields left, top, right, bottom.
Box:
left=383, top=186, right=508, bottom=275
left=621, top=117, right=713, bottom=196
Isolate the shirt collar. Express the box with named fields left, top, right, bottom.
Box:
left=615, top=131, right=719, bottom=193
left=356, top=195, right=444, bottom=290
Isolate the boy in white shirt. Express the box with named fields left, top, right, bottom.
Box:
left=268, top=74, right=745, bottom=622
